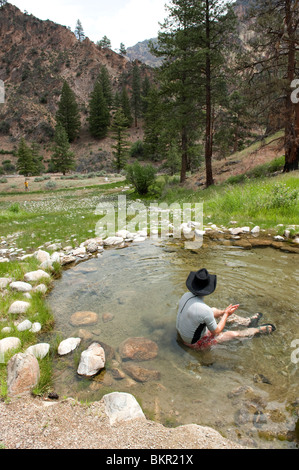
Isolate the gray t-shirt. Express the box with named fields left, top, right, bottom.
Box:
left=176, top=292, right=217, bottom=344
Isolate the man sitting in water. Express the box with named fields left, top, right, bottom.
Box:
left=176, top=268, right=276, bottom=350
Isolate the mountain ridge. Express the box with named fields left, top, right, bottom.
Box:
left=0, top=3, right=136, bottom=144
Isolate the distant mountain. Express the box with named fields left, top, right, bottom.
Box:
left=127, top=1, right=252, bottom=67
left=0, top=3, right=133, bottom=142
left=126, top=39, right=162, bottom=68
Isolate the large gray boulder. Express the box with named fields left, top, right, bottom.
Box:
left=103, top=392, right=145, bottom=426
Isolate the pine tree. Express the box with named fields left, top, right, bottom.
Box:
left=88, top=80, right=110, bottom=139
left=111, top=109, right=130, bottom=171
left=51, top=123, right=75, bottom=175
left=56, top=81, right=81, bottom=142
left=75, top=19, right=85, bottom=42
left=141, top=76, right=151, bottom=115
left=120, top=43, right=127, bottom=56
left=97, top=36, right=111, bottom=49
left=131, top=62, right=142, bottom=127
left=143, top=86, right=165, bottom=161
left=152, top=0, right=237, bottom=186
left=244, top=0, right=299, bottom=172
left=120, top=87, right=133, bottom=127
left=16, top=138, right=35, bottom=176
left=30, top=142, right=45, bottom=176
left=98, top=66, right=113, bottom=108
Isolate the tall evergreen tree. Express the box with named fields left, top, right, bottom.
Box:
left=120, top=87, right=133, bottom=127
left=141, top=76, right=151, bottom=115
left=111, top=109, right=130, bottom=171
left=97, top=36, right=111, bottom=49
left=88, top=80, right=110, bottom=139
left=152, top=0, right=237, bottom=186
left=244, top=0, right=299, bottom=172
left=120, top=43, right=127, bottom=56
left=51, top=123, right=75, bottom=175
left=30, top=142, right=45, bottom=176
left=56, top=81, right=81, bottom=142
left=143, top=86, right=165, bottom=161
left=75, top=19, right=85, bottom=42
left=16, top=138, right=35, bottom=176
left=131, top=62, right=142, bottom=127
left=98, top=66, right=113, bottom=108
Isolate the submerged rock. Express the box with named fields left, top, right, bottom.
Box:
left=119, top=337, right=159, bottom=361
left=123, top=363, right=161, bottom=383
left=70, top=311, right=98, bottom=326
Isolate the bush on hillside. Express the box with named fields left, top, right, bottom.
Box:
left=125, top=161, right=156, bottom=195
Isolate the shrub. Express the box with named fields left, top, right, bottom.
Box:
left=130, top=140, right=144, bottom=159
left=0, top=121, right=10, bottom=135
left=125, top=162, right=156, bottom=195
left=9, top=202, right=20, bottom=213
left=265, top=183, right=298, bottom=209
left=44, top=180, right=56, bottom=190
left=0, top=177, right=7, bottom=183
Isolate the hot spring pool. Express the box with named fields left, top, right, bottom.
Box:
left=47, top=239, right=299, bottom=449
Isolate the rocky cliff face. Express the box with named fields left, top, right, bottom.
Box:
left=126, top=39, right=162, bottom=68
left=0, top=3, right=131, bottom=143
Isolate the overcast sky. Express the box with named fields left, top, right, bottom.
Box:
left=9, top=0, right=169, bottom=50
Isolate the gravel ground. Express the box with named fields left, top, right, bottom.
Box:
left=0, top=396, right=245, bottom=450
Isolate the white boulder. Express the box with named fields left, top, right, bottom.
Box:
left=34, top=250, right=50, bottom=264
left=10, top=281, right=32, bottom=293
left=58, top=337, right=81, bottom=356
left=103, top=392, right=146, bottom=426
left=77, top=342, right=105, bottom=377
left=8, top=300, right=30, bottom=315
left=26, top=343, right=50, bottom=359
left=17, top=320, right=32, bottom=332
left=24, top=270, right=50, bottom=282
left=0, top=337, right=21, bottom=354
left=30, top=322, right=42, bottom=333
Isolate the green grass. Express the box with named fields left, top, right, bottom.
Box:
left=0, top=255, right=56, bottom=400
left=160, top=172, right=299, bottom=231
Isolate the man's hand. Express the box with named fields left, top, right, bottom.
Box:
left=224, top=304, right=240, bottom=316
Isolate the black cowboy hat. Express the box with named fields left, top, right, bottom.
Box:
left=186, top=268, right=217, bottom=296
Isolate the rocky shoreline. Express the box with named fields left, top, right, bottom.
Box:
left=0, top=223, right=298, bottom=449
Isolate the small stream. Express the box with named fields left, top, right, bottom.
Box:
left=47, top=239, right=299, bottom=449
